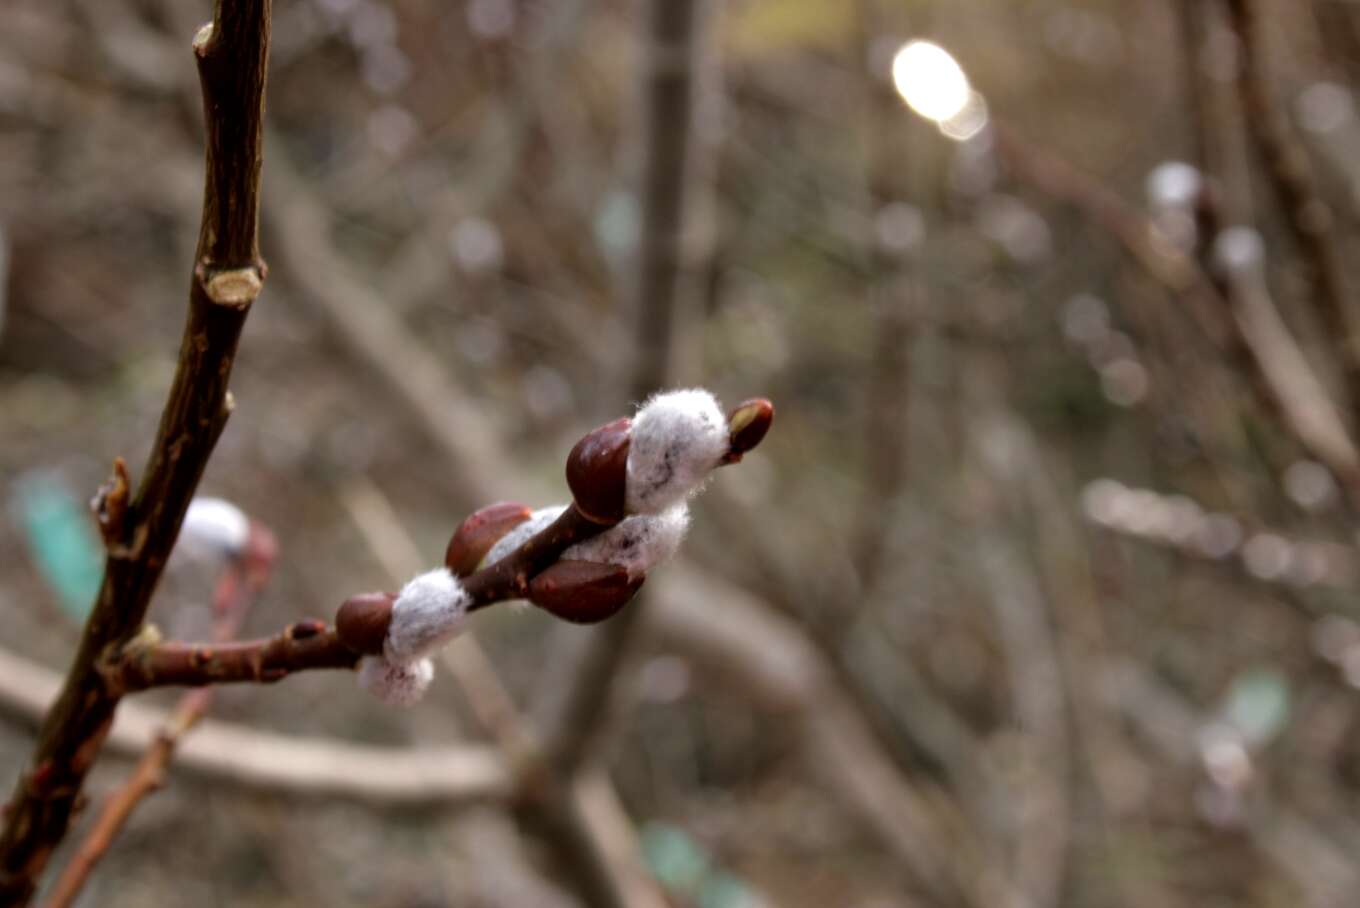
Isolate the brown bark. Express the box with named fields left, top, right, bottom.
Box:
left=0, top=3, right=271, bottom=902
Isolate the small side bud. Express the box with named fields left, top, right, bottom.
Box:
left=335, top=592, right=395, bottom=655
left=722, top=398, right=775, bottom=464
left=566, top=417, right=631, bottom=524
left=528, top=560, right=644, bottom=624
left=446, top=501, right=534, bottom=576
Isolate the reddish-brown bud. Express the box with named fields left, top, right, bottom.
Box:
left=445, top=501, right=534, bottom=575
left=722, top=398, right=774, bottom=464
left=566, top=417, right=631, bottom=524
left=335, top=592, right=395, bottom=655
left=528, top=560, right=644, bottom=624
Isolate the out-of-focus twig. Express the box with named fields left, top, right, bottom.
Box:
left=997, top=124, right=1360, bottom=504
left=0, top=643, right=511, bottom=803
left=1225, top=0, right=1360, bottom=418
left=262, top=142, right=521, bottom=506
left=545, top=0, right=716, bottom=780
left=648, top=565, right=1012, bottom=907
left=1100, top=659, right=1360, bottom=906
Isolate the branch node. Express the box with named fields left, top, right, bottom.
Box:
left=200, top=266, right=264, bottom=308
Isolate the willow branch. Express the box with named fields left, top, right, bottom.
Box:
left=0, top=3, right=271, bottom=902
left=99, top=504, right=609, bottom=693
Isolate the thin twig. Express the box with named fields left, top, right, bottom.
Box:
left=0, top=4, right=272, bottom=901
left=996, top=123, right=1360, bottom=503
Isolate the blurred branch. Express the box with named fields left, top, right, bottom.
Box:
left=0, top=3, right=272, bottom=901
left=996, top=124, right=1360, bottom=504
left=1100, top=659, right=1360, bottom=905
left=649, top=565, right=1014, bottom=907
left=975, top=533, right=1071, bottom=908
left=852, top=8, right=916, bottom=594
left=545, top=0, right=716, bottom=781
left=1218, top=242, right=1360, bottom=501
left=1225, top=0, right=1360, bottom=417
left=994, top=123, right=1232, bottom=349
left=0, top=645, right=510, bottom=804
left=262, top=142, right=522, bottom=505
left=626, top=0, right=711, bottom=395
left=336, top=478, right=668, bottom=908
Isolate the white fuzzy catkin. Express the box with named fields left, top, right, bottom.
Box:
left=357, top=656, right=434, bottom=707
left=484, top=504, right=567, bottom=566
left=384, top=568, right=472, bottom=664
left=178, top=497, right=250, bottom=562
left=563, top=505, right=690, bottom=579
left=625, top=389, right=729, bottom=515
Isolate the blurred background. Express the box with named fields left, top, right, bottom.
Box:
left=5, top=0, right=1360, bottom=905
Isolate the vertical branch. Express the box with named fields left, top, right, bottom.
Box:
left=547, top=0, right=714, bottom=779
left=852, top=2, right=916, bottom=594
left=0, top=2, right=271, bottom=903
left=1225, top=0, right=1360, bottom=417
left=626, top=0, right=709, bottom=398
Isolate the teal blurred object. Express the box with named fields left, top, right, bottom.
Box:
left=699, top=872, right=760, bottom=908
left=13, top=471, right=103, bottom=621
left=1225, top=667, right=1290, bottom=747
left=641, top=821, right=765, bottom=908
left=642, top=822, right=710, bottom=896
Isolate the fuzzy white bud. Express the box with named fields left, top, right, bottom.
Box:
left=564, top=505, right=690, bottom=580
left=357, top=655, right=434, bottom=707
left=384, top=568, right=472, bottom=663
left=178, top=497, right=250, bottom=562
left=626, top=389, right=729, bottom=515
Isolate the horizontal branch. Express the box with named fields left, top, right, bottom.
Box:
left=103, top=623, right=356, bottom=694
left=101, top=504, right=612, bottom=692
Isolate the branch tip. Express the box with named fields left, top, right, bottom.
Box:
left=191, top=22, right=214, bottom=54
